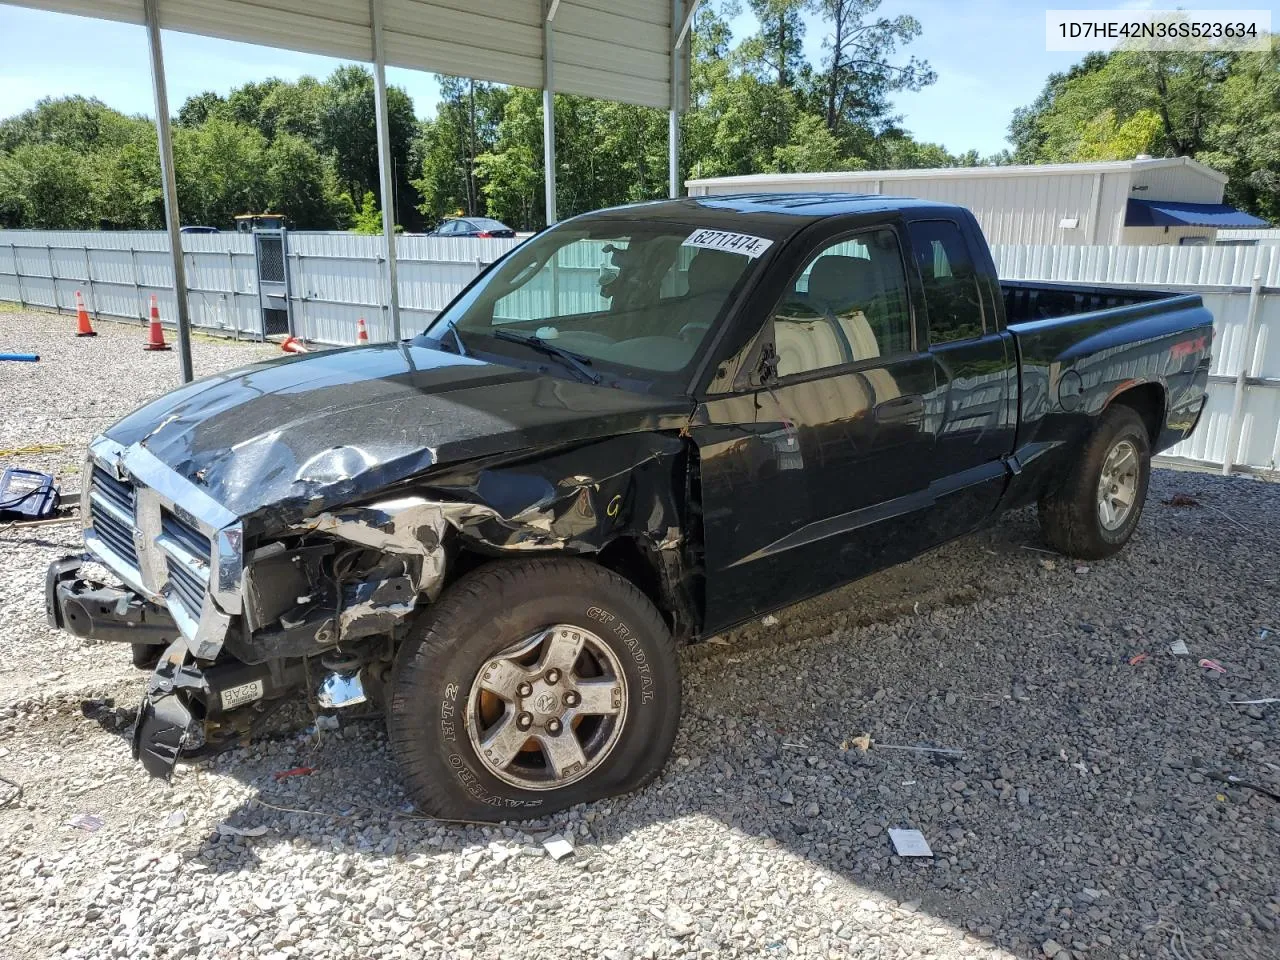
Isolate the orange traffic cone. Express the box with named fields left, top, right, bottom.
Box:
left=144, top=295, right=171, bottom=352
left=74, top=290, right=96, bottom=337
left=357, top=317, right=370, bottom=343
left=281, top=335, right=309, bottom=354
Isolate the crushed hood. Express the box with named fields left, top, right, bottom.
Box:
left=105, top=342, right=692, bottom=522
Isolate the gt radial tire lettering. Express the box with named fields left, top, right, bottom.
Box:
left=608, top=613, right=656, bottom=704
left=446, top=753, right=542, bottom=808
left=439, top=682, right=459, bottom=743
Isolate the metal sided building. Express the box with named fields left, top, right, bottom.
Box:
left=686, top=157, right=1270, bottom=247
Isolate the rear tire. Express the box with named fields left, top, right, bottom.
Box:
left=387, top=558, right=681, bottom=821
left=1039, top=405, right=1151, bottom=560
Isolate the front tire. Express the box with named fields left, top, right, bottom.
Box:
left=1039, top=405, right=1151, bottom=560
left=387, top=558, right=681, bottom=821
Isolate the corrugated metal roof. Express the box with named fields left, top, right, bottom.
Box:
left=6, top=0, right=684, bottom=109
left=687, top=156, right=1229, bottom=188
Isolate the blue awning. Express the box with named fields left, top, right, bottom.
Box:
left=1126, top=198, right=1270, bottom=229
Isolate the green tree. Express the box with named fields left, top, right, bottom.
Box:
left=352, top=190, right=384, bottom=234
left=318, top=66, right=419, bottom=229
left=173, top=118, right=270, bottom=226
left=1200, top=40, right=1280, bottom=221
left=266, top=132, right=352, bottom=229
left=414, top=77, right=511, bottom=225
left=0, top=143, right=97, bottom=227
left=810, top=0, right=935, bottom=142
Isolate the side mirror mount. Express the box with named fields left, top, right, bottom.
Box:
left=752, top=342, right=779, bottom=388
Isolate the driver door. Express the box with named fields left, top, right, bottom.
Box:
left=692, top=227, right=938, bottom=634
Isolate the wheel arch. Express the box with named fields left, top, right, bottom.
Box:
left=1105, top=381, right=1166, bottom=447
left=448, top=534, right=698, bottom=644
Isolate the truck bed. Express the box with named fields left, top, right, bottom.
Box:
left=1001, top=279, right=1172, bottom=324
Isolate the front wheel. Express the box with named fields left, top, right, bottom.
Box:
left=387, top=558, right=681, bottom=821
left=1038, top=405, right=1152, bottom=560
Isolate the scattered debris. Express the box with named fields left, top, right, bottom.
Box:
left=1128, top=653, right=1150, bottom=666
left=1164, top=493, right=1201, bottom=507
left=542, top=834, right=575, bottom=861
left=0, top=774, right=21, bottom=809
left=1169, top=640, right=1189, bottom=656
left=315, top=715, right=340, bottom=731
left=706, top=636, right=731, bottom=645
left=164, top=810, right=187, bottom=829
left=1261, top=628, right=1273, bottom=641
left=664, top=905, right=696, bottom=938
left=839, top=733, right=961, bottom=756
left=1205, top=772, right=1280, bottom=804
left=1229, top=698, right=1279, bottom=706
left=216, top=823, right=269, bottom=838
left=875, top=742, right=963, bottom=757
left=761, top=615, right=779, bottom=627
left=888, top=828, right=933, bottom=858
left=1199, top=659, right=1227, bottom=674
left=1075, top=565, right=1090, bottom=574
left=273, top=766, right=315, bottom=781
left=1039, top=558, right=1057, bottom=571
left=66, top=813, right=105, bottom=833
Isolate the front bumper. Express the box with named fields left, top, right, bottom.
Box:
left=46, top=554, right=178, bottom=646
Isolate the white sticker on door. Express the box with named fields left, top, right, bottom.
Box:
left=681, top=228, right=773, bottom=259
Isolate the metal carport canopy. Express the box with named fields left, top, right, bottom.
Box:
left=5, top=0, right=695, bottom=381
left=8, top=0, right=689, bottom=109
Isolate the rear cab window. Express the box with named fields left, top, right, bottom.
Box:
left=907, top=220, right=987, bottom=345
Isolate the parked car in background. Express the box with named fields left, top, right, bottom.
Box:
left=48, top=194, right=1213, bottom=822
left=179, top=226, right=218, bottom=234
left=430, top=217, right=516, bottom=238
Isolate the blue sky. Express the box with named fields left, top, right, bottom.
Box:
left=0, top=0, right=1246, bottom=157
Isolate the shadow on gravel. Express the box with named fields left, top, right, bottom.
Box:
left=85, top=472, right=1280, bottom=960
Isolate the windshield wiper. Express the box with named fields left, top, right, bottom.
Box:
left=492, top=329, right=601, bottom=384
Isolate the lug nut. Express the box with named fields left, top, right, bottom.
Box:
left=546, top=718, right=563, bottom=735
left=516, top=711, right=533, bottom=731
left=516, top=681, right=533, bottom=697
left=545, top=668, right=561, bottom=684
left=563, top=690, right=581, bottom=707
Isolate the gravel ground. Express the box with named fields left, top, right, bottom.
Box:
left=2, top=305, right=1278, bottom=960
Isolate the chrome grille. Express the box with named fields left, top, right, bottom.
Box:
left=158, top=508, right=211, bottom=622
left=89, top=465, right=139, bottom=569
left=166, top=557, right=207, bottom=620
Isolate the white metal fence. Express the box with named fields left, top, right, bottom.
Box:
left=1, top=229, right=1275, bottom=475
left=0, top=230, right=262, bottom=337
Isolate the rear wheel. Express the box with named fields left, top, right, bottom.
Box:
left=387, top=558, right=680, bottom=821
left=1039, top=405, right=1151, bottom=560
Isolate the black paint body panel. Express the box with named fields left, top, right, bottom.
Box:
left=96, top=194, right=1213, bottom=642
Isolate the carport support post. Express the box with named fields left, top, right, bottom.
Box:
left=370, top=0, right=401, bottom=341
left=543, top=2, right=558, bottom=225
left=669, top=0, right=683, bottom=198
left=143, top=0, right=194, bottom=383
left=670, top=0, right=698, bottom=198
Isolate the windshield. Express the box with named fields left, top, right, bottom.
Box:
left=425, top=219, right=766, bottom=388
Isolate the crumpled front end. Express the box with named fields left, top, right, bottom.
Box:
left=71, top=428, right=697, bottom=781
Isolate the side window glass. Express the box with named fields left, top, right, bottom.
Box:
left=772, top=228, right=913, bottom=378
left=908, top=220, right=985, bottom=344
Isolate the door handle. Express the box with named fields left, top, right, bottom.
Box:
left=874, top=395, right=925, bottom=423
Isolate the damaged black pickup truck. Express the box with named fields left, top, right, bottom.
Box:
left=48, top=194, right=1213, bottom=819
